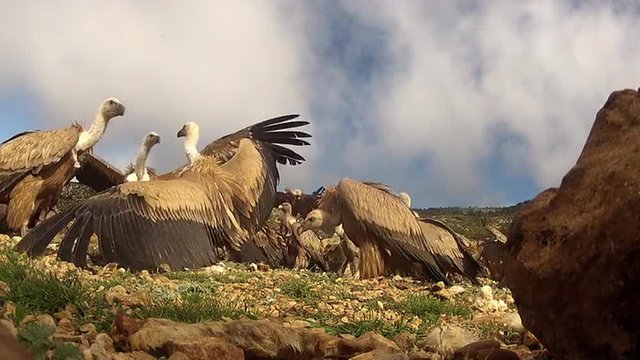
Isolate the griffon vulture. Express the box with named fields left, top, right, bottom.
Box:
left=15, top=114, right=311, bottom=272
left=399, top=192, right=482, bottom=283
left=124, top=132, right=161, bottom=182
left=0, top=98, right=125, bottom=235
left=74, top=131, right=161, bottom=192
left=323, top=224, right=360, bottom=277
left=278, top=202, right=327, bottom=271
left=297, top=178, right=448, bottom=283
left=275, top=186, right=325, bottom=218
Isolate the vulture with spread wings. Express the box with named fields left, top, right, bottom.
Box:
left=0, top=98, right=125, bottom=236
left=15, top=114, right=311, bottom=271
left=297, top=178, right=449, bottom=283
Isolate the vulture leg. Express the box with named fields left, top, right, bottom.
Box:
left=358, top=237, right=385, bottom=279
left=20, top=224, right=28, bottom=238
left=71, top=148, right=81, bottom=169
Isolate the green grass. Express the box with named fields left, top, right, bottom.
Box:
left=164, top=269, right=250, bottom=284
left=326, top=316, right=414, bottom=338
left=134, top=291, right=254, bottom=323
left=0, top=251, right=88, bottom=314
left=18, top=322, right=55, bottom=360
left=395, top=294, right=472, bottom=326
left=280, top=278, right=317, bottom=301
left=51, top=343, right=83, bottom=360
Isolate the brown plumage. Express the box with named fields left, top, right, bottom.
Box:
left=75, top=131, right=161, bottom=192
left=16, top=114, right=311, bottom=272
left=278, top=202, right=326, bottom=271
left=398, top=192, right=482, bottom=283
left=297, top=178, right=448, bottom=283
left=230, top=222, right=291, bottom=269
left=274, top=186, right=325, bottom=218
left=0, top=98, right=125, bottom=235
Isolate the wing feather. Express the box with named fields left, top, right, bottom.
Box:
left=336, top=178, right=448, bottom=282
left=75, top=153, right=126, bottom=192
left=0, top=126, right=81, bottom=175
left=16, top=167, right=244, bottom=271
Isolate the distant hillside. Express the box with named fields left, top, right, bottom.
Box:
left=415, top=202, right=528, bottom=242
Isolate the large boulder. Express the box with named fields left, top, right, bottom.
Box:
left=504, top=88, right=640, bottom=359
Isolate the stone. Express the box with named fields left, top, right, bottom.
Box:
left=36, top=314, right=56, bottom=328
left=408, top=349, right=438, bottom=360
left=349, top=350, right=409, bottom=359
left=113, top=352, right=157, bottom=360
left=56, top=317, right=76, bottom=335
left=165, top=338, right=244, bottom=360
left=504, top=89, right=640, bottom=359
left=422, top=325, right=478, bottom=355
left=0, top=319, right=17, bottom=338
left=0, top=322, right=31, bottom=360
left=436, top=285, right=466, bottom=299
left=392, top=332, right=417, bottom=352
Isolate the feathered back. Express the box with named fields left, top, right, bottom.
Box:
left=0, top=125, right=82, bottom=175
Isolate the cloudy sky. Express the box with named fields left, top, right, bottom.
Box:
left=1, top=0, right=640, bottom=207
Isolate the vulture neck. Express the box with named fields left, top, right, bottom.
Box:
left=76, top=113, right=109, bottom=152
left=184, top=135, right=201, bottom=164
left=319, top=209, right=341, bottom=228
left=134, top=142, right=152, bottom=181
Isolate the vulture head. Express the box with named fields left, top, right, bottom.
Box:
left=398, top=192, right=411, bottom=208
left=297, top=208, right=340, bottom=235
left=177, top=122, right=199, bottom=139
left=100, top=97, right=126, bottom=120
left=278, top=202, right=293, bottom=217
left=144, top=132, right=161, bottom=147
left=177, top=122, right=201, bottom=164
left=291, top=188, right=303, bottom=200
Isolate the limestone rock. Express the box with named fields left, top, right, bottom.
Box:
left=0, top=322, right=32, bottom=360
left=349, top=350, right=409, bottom=360
left=422, top=325, right=477, bottom=355
left=165, top=338, right=243, bottom=360
left=505, top=88, right=640, bottom=359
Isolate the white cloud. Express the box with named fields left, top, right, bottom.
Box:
left=0, top=0, right=316, bottom=187
left=2, top=1, right=640, bottom=206
left=330, top=0, right=640, bottom=204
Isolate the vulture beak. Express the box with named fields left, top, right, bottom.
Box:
left=117, top=103, right=126, bottom=116
left=278, top=204, right=283, bottom=210
left=177, top=126, right=188, bottom=138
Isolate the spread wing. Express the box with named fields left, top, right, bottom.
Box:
left=200, top=114, right=311, bottom=166
left=15, top=164, right=248, bottom=271
left=75, top=153, right=126, bottom=192
left=335, top=178, right=447, bottom=282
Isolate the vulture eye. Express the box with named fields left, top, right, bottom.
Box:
left=108, top=100, right=115, bottom=105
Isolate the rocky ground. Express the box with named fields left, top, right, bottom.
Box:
left=0, top=233, right=548, bottom=360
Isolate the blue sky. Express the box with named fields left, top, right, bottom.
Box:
left=1, top=0, right=640, bottom=207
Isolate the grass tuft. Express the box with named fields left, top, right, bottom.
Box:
left=134, top=291, right=253, bottom=323
left=0, top=251, right=87, bottom=314
left=280, top=278, right=316, bottom=301
left=18, top=322, right=55, bottom=360
left=51, top=343, right=84, bottom=360
left=396, top=294, right=472, bottom=326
